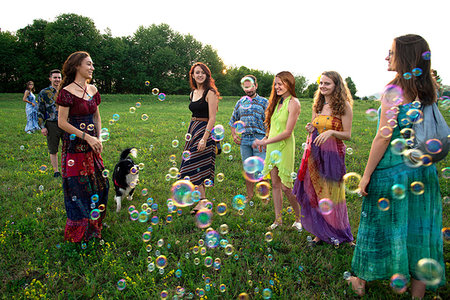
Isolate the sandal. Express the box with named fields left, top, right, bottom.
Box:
left=268, top=223, right=280, bottom=230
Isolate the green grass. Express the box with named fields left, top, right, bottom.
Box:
left=0, top=93, right=448, bottom=299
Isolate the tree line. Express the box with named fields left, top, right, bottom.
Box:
left=0, top=13, right=360, bottom=98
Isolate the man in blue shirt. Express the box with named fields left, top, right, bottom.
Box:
left=229, top=75, right=268, bottom=200
left=37, top=69, right=64, bottom=178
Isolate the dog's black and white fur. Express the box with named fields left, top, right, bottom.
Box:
left=113, top=148, right=139, bottom=212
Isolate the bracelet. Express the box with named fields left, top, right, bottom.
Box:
left=205, top=128, right=211, bottom=133
left=82, top=132, right=86, bottom=140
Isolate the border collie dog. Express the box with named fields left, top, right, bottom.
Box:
left=113, top=148, right=139, bottom=212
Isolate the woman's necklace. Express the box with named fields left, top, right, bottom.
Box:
left=73, top=81, right=93, bottom=100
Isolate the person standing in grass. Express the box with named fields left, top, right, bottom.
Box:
left=292, top=71, right=354, bottom=247
left=348, top=34, right=445, bottom=297
left=179, top=62, right=219, bottom=214
left=56, top=51, right=109, bottom=243
left=229, top=75, right=268, bottom=200
left=23, top=81, right=40, bottom=134
left=252, top=71, right=302, bottom=231
left=37, top=69, right=64, bottom=177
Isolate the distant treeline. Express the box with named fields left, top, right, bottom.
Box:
left=0, top=13, right=360, bottom=98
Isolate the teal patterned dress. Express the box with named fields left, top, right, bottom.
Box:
left=351, top=102, right=445, bottom=289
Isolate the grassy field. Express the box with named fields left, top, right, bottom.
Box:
left=0, top=93, right=448, bottom=299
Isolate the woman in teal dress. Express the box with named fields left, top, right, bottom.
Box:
left=348, top=34, right=445, bottom=297
left=253, top=71, right=302, bottom=231
left=23, top=81, right=40, bottom=133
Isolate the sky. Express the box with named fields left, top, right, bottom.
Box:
left=2, top=0, right=449, bottom=97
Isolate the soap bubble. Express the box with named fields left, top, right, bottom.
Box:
left=138, top=211, right=148, bottom=222
left=379, top=126, right=393, bottom=138
left=224, top=244, right=234, bottom=255
left=38, top=185, right=44, bottom=191
left=377, top=198, right=390, bottom=211
left=243, top=156, right=265, bottom=174
left=181, top=150, right=191, bottom=161
left=410, top=181, right=425, bottom=195
left=343, top=172, right=361, bottom=194
left=391, top=184, right=406, bottom=200
left=216, top=203, right=227, bottom=216
left=145, top=81, right=150, bottom=86
left=216, top=173, right=225, bottom=182
left=387, top=118, right=398, bottom=128
left=232, top=195, right=247, bottom=210
left=382, top=85, right=403, bottom=107
left=422, top=51, right=431, bottom=60
left=412, top=68, right=423, bottom=77
left=117, top=279, right=126, bottom=291
left=130, top=210, right=139, bottom=221
left=171, top=180, right=195, bottom=207
left=129, top=107, right=136, bottom=113
left=70, top=134, right=76, bottom=140
left=158, top=93, right=166, bottom=101
left=442, top=167, right=450, bottom=179
left=265, top=232, right=273, bottom=242
left=155, top=255, right=168, bottom=269
left=90, top=209, right=100, bottom=220
left=416, top=258, right=443, bottom=286
left=420, top=154, right=433, bottom=167
left=390, top=273, right=408, bottom=294
left=256, top=181, right=271, bottom=199
left=346, top=148, right=353, bottom=155
left=205, top=230, right=220, bottom=248
left=391, top=138, right=408, bottom=155
left=425, top=139, right=442, bottom=154
left=141, top=114, right=149, bottom=121
left=99, top=128, right=110, bottom=142
left=262, top=288, right=272, bottom=299
left=168, top=167, right=179, bottom=178
left=185, top=133, right=192, bottom=141
left=102, top=169, right=110, bottom=178
left=152, top=88, right=159, bottom=95
left=239, top=96, right=252, bottom=109
left=400, top=128, right=415, bottom=140
left=219, top=224, right=229, bottom=235
left=318, top=198, right=333, bottom=215
left=269, top=150, right=282, bottom=164
left=365, top=109, right=378, bottom=121
left=406, top=109, right=423, bottom=124
left=403, top=149, right=424, bottom=168
left=112, top=113, right=120, bottom=121
left=233, top=120, right=246, bottom=134
left=222, top=142, right=231, bottom=153
left=172, top=139, right=179, bottom=147
left=211, top=125, right=225, bottom=141
left=204, top=178, right=213, bottom=187
left=39, top=165, right=48, bottom=173
left=195, top=209, right=213, bottom=228
left=403, top=72, right=412, bottom=80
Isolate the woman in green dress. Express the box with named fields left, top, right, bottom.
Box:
left=348, top=34, right=445, bottom=297
left=253, top=71, right=302, bottom=231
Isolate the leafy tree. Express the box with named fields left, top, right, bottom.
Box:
left=345, top=76, right=358, bottom=99
left=302, top=82, right=318, bottom=99
left=0, top=31, right=19, bottom=92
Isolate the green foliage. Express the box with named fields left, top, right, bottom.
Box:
left=302, top=82, right=318, bottom=99
left=0, top=93, right=448, bottom=299
left=345, top=77, right=358, bottom=99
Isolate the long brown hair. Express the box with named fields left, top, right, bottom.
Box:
left=265, top=71, right=296, bottom=133
left=313, top=71, right=353, bottom=116
left=25, top=81, right=35, bottom=92
left=59, top=51, right=91, bottom=91
left=189, top=62, right=220, bottom=98
left=388, top=34, right=436, bottom=105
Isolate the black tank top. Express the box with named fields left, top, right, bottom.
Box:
left=189, top=89, right=209, bottom=118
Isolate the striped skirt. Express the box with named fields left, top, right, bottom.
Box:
left=180, top=120, right=215, bottom=186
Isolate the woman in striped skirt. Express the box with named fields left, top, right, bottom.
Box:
left=180, top=62, right=220, bottom=213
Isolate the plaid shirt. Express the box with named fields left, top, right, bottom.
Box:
left=229, top=94, right=268, bottom=144
left=37, top=85, right=59, bottom=128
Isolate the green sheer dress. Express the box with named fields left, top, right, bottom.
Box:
left=351, top=102, right=445, bottom=289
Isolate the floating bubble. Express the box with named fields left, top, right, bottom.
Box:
left=403, top=72, right=412, bottom=80
left=412, top=68, right=423, bottom=77
left=391, top=184, right=406, bottom=200
left=410, top=181, right=425, bottom=195
left=400, top=128, right=415, bottom=140
left=152, top=88, right=159, bottom=95
left=365, top=109, right=378, bottom=121
left=102, top=169, right=110, bottom=178
left=256, top=181, right=271, bottom=199
left=442, top=167, right=450, bottom=179
left=269, top=150, right=282, bottom=164
left=67, top=159, right=75, bottom=167
left=185, top=133, right=192, bottom=141
left=224, top=244, right=234, bottom=255
left=386, top=108, right=398, bottom=119
left=318, top=198, right=334, bottom=215
left=117, top=279, right=126, bottom=291
left=155, top=255, right=168, bottom=269
left=219, top=224, right=229, bottom=235
left=343, top=172, right=361, bottom=194
left=387, top=118, right=398, bottom=128
left=346, top=148, right=353, bottom=155
left=39, top=165, right=48, bottom=173
left=171, top=180, right=195, bottom=207
left=160, top=290, right=168, bottom=299
left=135, top=102, right=141, bottom=108
left=416, top=258, right=443, bottom=286
left=145, top=81, right=150, bottom=86
left=157, top=239, right=164, bottom=247
left=181, top=150, right=191, bottom=161
left=222, top=143, right=231, bottom=153
left=425, top=139, right=442, bottom=154
left=38, top=185, right=44, bottom=191
left=421, top=154, right=433, bottom=166
left=390, top=138, right=407, bottom=155
left=217, top=203, right=227, bottom=216
left=229, top=155, right=233, bottom=160
left=169, top=154, right=176, bottom=162
left=151, top=215, right=159, bottom=225
left=343, top=271, right=351, bottom=280
left=172, top=139, right=179, bottom=147
left=262, top=288, right=272, bottom=299
left=129, top=107, right=136, bottom=113
left=140, top=188, right=148, bottom=197
left=406, top=108, right=423, bottom=124
left=138, top=211, right=148, bottom=222
left=99, top=129, right=110, bottom=142
left=158, top=93, right=166, bottom=101
left=91, top=194, right=99, bottom=203
left=442, top=228, right=450, bottom=243
left=211, top=125, right=225, bottom=141
left=80, top=123, right=86, bottom=130
left=238, top=293, right=249, bottom=300
left=382, top=85, right=403, bottom=107
left=195, top=209, right=213, bottom=228
left=411, top=100, right=421, bottom=109
left=243, top=156, right=264, bottom=174
left=403, top=149, right=424, bottom=167
left=216, top=173, right=225, bottom=182
left=112, top=113, right=120, bottom=121
left=265, top=232, right=273, bottom=242
left=233, top=120, right=246, bottom=134
left=168, top=167, right=179, bottom=178
left=422, top=51, right=431, bottom=60
left=219, top=284, right=226, bottom=293
left=390, top=273, right=408, bottom=294
left=377, top=198, right=390, bottom=211
left=204, top=178, right=213, bottom=187
left=130, top=210, right=139, bottom=221
left=205, top=231, right=220, bottom=248
left=141, top=114, right=149, bottom=121
left=379, top=126, right=393, bottom=138
left=130, top=166, right=138, bottom=175
left=70, top=134, right=76, bottom=140
left=239, top=96, right=252, bottom=109
left=232, top=195, right=247, bottom=210
left=87, top=124, right=95, bottom=131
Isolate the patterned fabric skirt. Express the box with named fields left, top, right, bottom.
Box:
left=179, top=120, right=215, bottom=186
left=351, top=163, right=445, bottom=289
left=61, top=114, right=109, bottom=242
left=25, top=104, right=39, bottom=132
left=293, top=129, right=353, bottom=244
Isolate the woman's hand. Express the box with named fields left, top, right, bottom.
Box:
left=86, top=135, right=103, bottom=154
left=313, top=130, right=334, bottom=146
left=252, top=138, right=266, bottom=149
left=358, top=175, right=370, bottom=197
left=198, top=139, right=206, bottom=152
left=305, top=122, right=315, bottom=133
left=32, top=103, right=35, bottom=107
